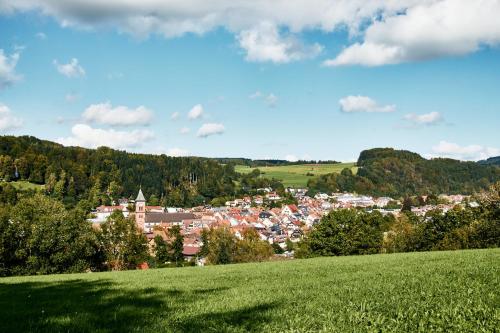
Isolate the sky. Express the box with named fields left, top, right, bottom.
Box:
left=0, top=0, right=499, bottom=162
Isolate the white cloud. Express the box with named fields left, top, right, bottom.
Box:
left=6, top=1, right=499, bottom=65
left=188, top=104, right=203, bottom=120
left=339, top=95, right=396, bottom=113
left=179, top=127, right=190, bottom=134
left=404, top=111, right=443, bottom=125
left=171, top=111, right=180, bottom=120
left=0, top=103, right=23, bottom=132
left=238, top=22, right=322, bottom=63
left=0, top=49, right=21, bottom=89
left=431, top=141, right=500, bottom=161
left=167, top=147, right=189, bottom=157
left=82, top=102, right=153, bottom=126
left=197, top=123, right=225, bottom=138
left=325, top=0, right=500, bottom=66
left=57, top=124, right=154, bottom=149
left=35, top=32, right=47, bottom=39
left=285, top=154, right=298, bottom=162
left=53, top=58, right=85, bottom=78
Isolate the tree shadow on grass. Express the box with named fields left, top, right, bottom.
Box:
left=0, top=279, right=279, bottom=333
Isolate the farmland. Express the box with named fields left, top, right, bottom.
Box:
left=235, top=162, right=357, bottom=187
left=1, top=248, right=498, bottom=332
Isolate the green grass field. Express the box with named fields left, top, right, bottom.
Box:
left=235, top=163, right=357, bottom=187
left=1, top=249, right=498, bottom=332
left=1, top=180, right=45, bottom=191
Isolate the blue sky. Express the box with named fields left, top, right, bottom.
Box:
left=0, top=1, right=499, bottom=161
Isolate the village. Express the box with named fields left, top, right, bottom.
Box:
left=89, top=188, right=471, bottom=264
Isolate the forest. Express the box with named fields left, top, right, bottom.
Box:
left=307, top=148, right=500, bottom=198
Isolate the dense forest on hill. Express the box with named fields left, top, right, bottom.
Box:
left=478, top=156, right=500, bottom=166
left=307, top=148, right=500, bottom=198
left=0, top=136, right=239, bottom=207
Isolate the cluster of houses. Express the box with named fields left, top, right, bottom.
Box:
left=89, top=188, right=471, bottom=262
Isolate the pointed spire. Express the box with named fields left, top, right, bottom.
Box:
left=136, top=187, right=146, bottom=202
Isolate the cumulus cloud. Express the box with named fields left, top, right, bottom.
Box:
left=171, top=111, right=180, bottom=120
left=431, top=141, right=500, bottom=161
left=404, top=111, right=443, bottom=126
left=339, top=95, right=396, bottom=113
left=285, top=154, right=298, bottom=162
left=57, top=124, right=154, bottom=149
left=325, top=0, right=500, bottom=66
left=249, top=91, right=262, bottom=99
left=0, top=103, right=23, bottom=132
left=188, top=104, right=203, bottom=120
left=167, top=147, right=189, bottom=157
left=238, top=22, right=322, bottom=63
left=179, top=127, right=190, bottom=134
left=53, top=58, right=85, bottom=78
left=0, top=49, right=21, bottom=89
left=197, top=123, right=225, bottom=138
left=82, top=102, right=153, bottom=126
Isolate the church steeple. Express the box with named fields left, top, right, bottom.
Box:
left=136, top=187, right=146, bottom=202
left=135, top=188, right=146, bottom=231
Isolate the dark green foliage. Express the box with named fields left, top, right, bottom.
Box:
left=0, top=194, right=99, bottom=276
left=169, top=225, right=184, bottom=266
left=154, top=235, right=169, bottom=264
left=303, top=209, right=392, bottom=257
left=0, top=135, right=238, bottom=207
left=308, top=148, right=500, bottom=197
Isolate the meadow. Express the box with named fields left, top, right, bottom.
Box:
left=235, top=162, right=357, bottom=187
left=1, top=180, right=45, bottom=191
left=1, top=248, right=498, bottom=332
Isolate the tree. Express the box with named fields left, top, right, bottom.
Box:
left=168, top=225, right=184, bottom=266
left=6, top=194, right=99, bottom=275
left=199, top=228, right=210, bottom=257
left=234, top=228, right=273, bottom=263
left=100, top=210, right=148, bottom=270
left=206, top=227, right=236, bottom=265
left=154, top=235, right=169, bottom=264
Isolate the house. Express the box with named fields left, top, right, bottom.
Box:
left=281, top=204, right=299, bottom=216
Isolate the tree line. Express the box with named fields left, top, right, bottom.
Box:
left=307, top=148, right=500, bottom=198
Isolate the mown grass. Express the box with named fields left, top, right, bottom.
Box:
left=235, top=163, right=357, bottom=187
left=1, top=249, right=499, bottom=332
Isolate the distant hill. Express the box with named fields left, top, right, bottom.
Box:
left=478, top=156, right=500, bottom=166
left=214, top=157, right=340, bottom=167
left=308, top=148, right=500, bottom=198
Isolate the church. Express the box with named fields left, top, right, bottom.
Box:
left=134, top=188, right=197, bottom=233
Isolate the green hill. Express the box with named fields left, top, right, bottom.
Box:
left=235, top=163, right=357, bottom=188
left=1, top=249, right=498, bottom=332
left=308, top=148, right=500, bottom=197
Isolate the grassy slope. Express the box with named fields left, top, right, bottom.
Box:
left=235, top=163, right=357, bottom=188
left=1, top=180, right=45, bottom=191
left=1, top=249, right=499, bottom=333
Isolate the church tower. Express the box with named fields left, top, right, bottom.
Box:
left=135, top=188, right=146, bottom=231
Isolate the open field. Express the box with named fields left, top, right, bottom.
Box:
left=235, top=163, right=357, bottom=187
left=1, top=249, right=498, bottom=332
left=1, top=180, right=45, bottom=191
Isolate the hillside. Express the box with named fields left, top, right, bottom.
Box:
left=0, top=135, right=238, bottom=207
left=1, top=249, right=498, bottom=332
left=235, top=163, right=357, bottom=187
left=308, top=148, right=500, bottom=197
left=478, top=156, right=500, bottom=166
